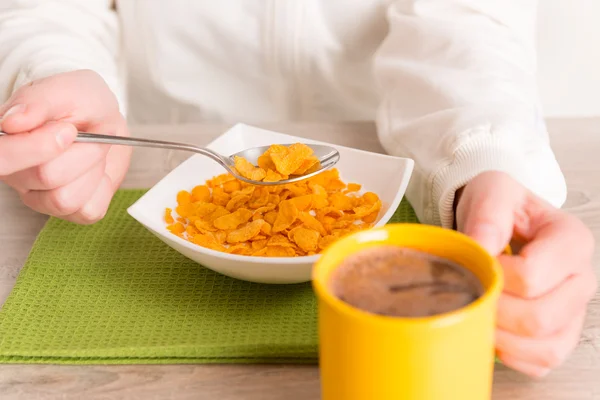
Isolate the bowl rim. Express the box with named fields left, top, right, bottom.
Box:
left=127, top=124, right=415, bottom=265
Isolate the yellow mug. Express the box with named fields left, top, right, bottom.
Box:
left=313, top=224, right=504, bottom=400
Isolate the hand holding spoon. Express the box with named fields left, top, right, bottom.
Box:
left=0, top=131, right=340, bottom=185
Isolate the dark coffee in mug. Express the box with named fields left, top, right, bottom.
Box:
left=329, top=246, right=483, bottom=317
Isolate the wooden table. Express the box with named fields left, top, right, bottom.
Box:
left=1, top=121, right=599, bottom=400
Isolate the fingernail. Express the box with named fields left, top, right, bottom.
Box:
left=1, top=104, right=26, bottom=118
left=469, top=223, right=500, bottom=254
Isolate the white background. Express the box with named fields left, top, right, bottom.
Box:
left=537, top=0, right=600, bottom=117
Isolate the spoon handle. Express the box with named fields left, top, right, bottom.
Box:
left=0, top=130, right=228, bottom=167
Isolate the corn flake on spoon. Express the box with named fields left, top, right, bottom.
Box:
left=0, top=131, right=340, bottom=185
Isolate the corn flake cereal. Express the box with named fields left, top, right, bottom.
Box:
left=235, top=143, right=322, bottom=182
left=248, top=187, right=270, bottom=208
left=191, top=185, right=211, bottom=202
left=263, top=210, right=278, bottom=226
left=164, top=144, right=382, bottom=257
left=289, top=227, right=320, bottom=253
left=266, top=246, right=296, bottom=257
left=263, top=169, right=287, bottom=182
left=211, top=187, right=230, bottom=207
left=227, top=219, right=265, bottom=244
left=272, top=200, right=299, bottom=232
left=233, top=156, right=267, bottom=181
left=164, top=208, right=174, bottom=224
left=213, top=208, right=252, bottom=230
left=298, top=212, right=327, bottom=236
left=269, top=143, right=314, bottom=176
left=176, top=190, right=192, bottom=206
left=267, top=234, right=295, bottom=248
left=167, top=222, right=185, bottom=235
left=190, top=233, right=225, bottom=252
left=226, top=194, right=251, bottom=211
left=344, top=183, right=362, bottom=193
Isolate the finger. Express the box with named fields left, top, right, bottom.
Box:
left=64, top=174, right=115, bottom=224
left=495, top=310, right=586, bottom=369
left=0, top=79, right=73, bottom=133
left=3, top=143, right=110, bottom=191
left=497, top=268, right=597, bottom=337
left=0, top=98, right=52, bottom=134
left=456, top=171, right=523, bottom=255
left=0, top=122, right=78, bottom=176
left=59, top=141, right=129, bottom=224
left=104, top=142, right=133, bottom=190
left=499, top=212, right=595, bottom=298
left=0, top=104, right=27, bottom=128
left=20, top=161, right=106, bottom=217
left=1, top=71, right=123, bottom=135
left=497, top=353, right=550, bottom=378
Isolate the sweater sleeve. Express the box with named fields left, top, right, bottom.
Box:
left=0, top=0, right=125, bottom=113
left=374, top=0, right=567, bottom=227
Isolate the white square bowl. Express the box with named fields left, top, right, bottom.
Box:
left=127, top=124, right=414, bottom=284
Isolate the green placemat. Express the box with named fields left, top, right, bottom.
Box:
left=0, top=190, right=418, bottom=365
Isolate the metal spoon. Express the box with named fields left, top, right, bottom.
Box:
left=0, top=131, right=340, bottom=185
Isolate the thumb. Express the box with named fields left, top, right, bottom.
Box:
left=456, top=172, right=521, bottom=255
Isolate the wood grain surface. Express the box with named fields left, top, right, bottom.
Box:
left=1, top=120, right=599, bottom=400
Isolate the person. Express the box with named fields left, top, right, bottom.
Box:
left=0, top=1, right=595, bottom=378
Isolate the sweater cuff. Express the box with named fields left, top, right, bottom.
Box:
left=431, top=134, right=527, bottom=229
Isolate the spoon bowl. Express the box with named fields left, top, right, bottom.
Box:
left=228, top=144, right=340, bottom=185
left=0, top=131, right=340, bottom=185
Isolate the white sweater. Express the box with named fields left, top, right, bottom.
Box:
left=0, top=0, right=567, bottom=227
